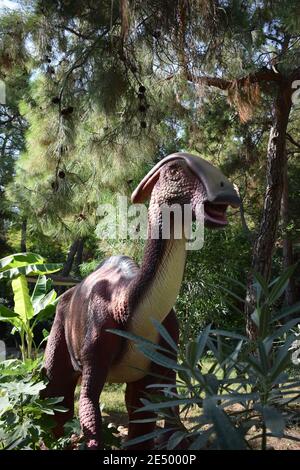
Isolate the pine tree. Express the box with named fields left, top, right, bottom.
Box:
left=1, top=1, right=300, bottom=331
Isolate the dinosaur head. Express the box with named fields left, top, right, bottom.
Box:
left=131, top=152, right=240, bottom=228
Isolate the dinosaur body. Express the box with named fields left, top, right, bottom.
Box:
left=42, top=152, right=240, bottom=449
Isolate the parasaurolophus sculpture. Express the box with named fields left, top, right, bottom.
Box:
left=41, top=152, right=240, bottom=449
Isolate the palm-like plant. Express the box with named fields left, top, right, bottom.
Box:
left=0, top=253, right=62, bottom=361
left=111, top=268, right=300, bottom=450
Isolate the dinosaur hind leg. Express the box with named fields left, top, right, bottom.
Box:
left=125, top=309, right=180, bottom=450
left=125, top=364, right=178, bottom=450
left=125, top=375, right=157, bottom=449
left=41, top=300, right=79, bottom=438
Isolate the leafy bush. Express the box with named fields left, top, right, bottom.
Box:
left=111, top=269, right=300, bottom=450
left=0, top=358, right=67, bottom=450
left=0, top=357, right=122, bottom=450
left=176, top=226, right=251, bottom=337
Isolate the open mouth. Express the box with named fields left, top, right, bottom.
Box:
left=204, top=201, right=229, bottom=227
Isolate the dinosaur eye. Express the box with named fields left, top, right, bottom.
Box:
left=168, top=164, right=179, bottom=175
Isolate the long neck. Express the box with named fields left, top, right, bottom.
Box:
left=128, top=211, right=187, bottom=335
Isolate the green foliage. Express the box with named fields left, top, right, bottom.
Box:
left=79, top=258, right=103, bottom=278
left=0, top=252, right=61, bottom=360
left=111, top=269, right=300, bottom=450
left=0, top=358, right=66, bottom=450
left=176, top=226, right=251, bottom=336
left=1, top=1, right=299, bottom=302
left=0, top=252, right=62, bottom=279
left=0, top=357, right=122, bottom=450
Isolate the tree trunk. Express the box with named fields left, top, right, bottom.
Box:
left=61, top=239, right=80, bottom=277
left=245, top=81, right=292, bottom=339
left=73, top=238, right=84, bottom=275
left=281, top=153, right=297, bottom=306
left=20, top=218, right=27, bottom=252
left=0, top=193, right=8, bottom=254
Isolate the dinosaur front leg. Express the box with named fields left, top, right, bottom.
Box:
left=79, top=364, right=107, bottom=449
left=79, top=324, right=121, bottom=449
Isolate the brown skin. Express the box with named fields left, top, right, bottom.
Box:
left=41, top=154, right=240, bottom=449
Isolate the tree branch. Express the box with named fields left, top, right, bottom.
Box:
left=286, top=133, right=300, bottom=149
left=264, top=34, right=284, bottom=45
left=63, top=25, right=94, bottom=40
left=185, top=67, right=282, bottom=91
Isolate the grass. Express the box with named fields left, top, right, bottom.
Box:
left=101, top=383, right=127, bottom=424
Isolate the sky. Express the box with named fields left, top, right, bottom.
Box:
left=0, top=0, right=19, bottom=10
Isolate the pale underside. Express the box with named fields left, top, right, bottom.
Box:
left=107, top=238, right=187, bottom=383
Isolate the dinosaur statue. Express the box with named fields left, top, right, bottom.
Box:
left=41, top=152, right=240, bottom=449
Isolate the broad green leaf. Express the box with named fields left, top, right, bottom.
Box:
left=123, top=428, right=172, bottom=448
left=194, top=324, right=211, bottom=364
left=269, top=336, right=296, bottom=382
left=0, top=305, right=17, bottom=318
left=0, top=253, right=45, bottom=272
left=31, top=275, right=48, bottom=309
left=266, top=318, right=300, bottom=343
left=1, top=380, right=45, bottom=396
left=226, top=339, right=244, bottom=364
left=272, top=302, right=300, bottom=322
left=205, top=373, right=219, bottom=394
left=268, top=265, right=297, bottom=305
left=151, top=318, right=179, bottom=352
left=129, top=417, right=158, bottom=423
left=0, top=358, right=40, bottom=376
left=106, top=328, right=173, bottom=355
left=0, top=395, right=10, bottom=415
left=251, top=308, right=260, bottom=327
left=147, top=381, right=185, bottom=390
left=217, top=392, right=259, bottom=406
left=33, top=289, right=57, bottom=317
left=252, top=271, right=269, bottom=298
left=186, top=341, right=198, bottom=367
left=203, top=398, right=247, bottom=450
left=262, top=405, right=285, bottom=437
left=137, top=344, right=186, bottom=370
left=3, top=436, right=27, bottom=450
left=186, top=326, right=212, bottom=368
left=167, top=431, right=186, bottom=450
left=0, top=263, right=62, bottom=280
left=210, top=329, right=247, bottom=341
left=12, top=274, right=34, bottom=322
left=0, top=308, right=23, bottom=330
left=257, top=341, right=269, bottom=373
left=34, top=302, right=57, bottom=323
left=42, top=328, right=49, bottom=338
left=137, top=397, right=199, bottom=412
left=223, top=297, right=243, bottom=315
left=189, top=429, right=213, bottom=450
left=219, top=285, right=245, bottom=304
left=246, top=354, right=264, bottom=375
left=220, top=276, right=246, bottom=291
left=206, top=337, right=219, bottom=360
